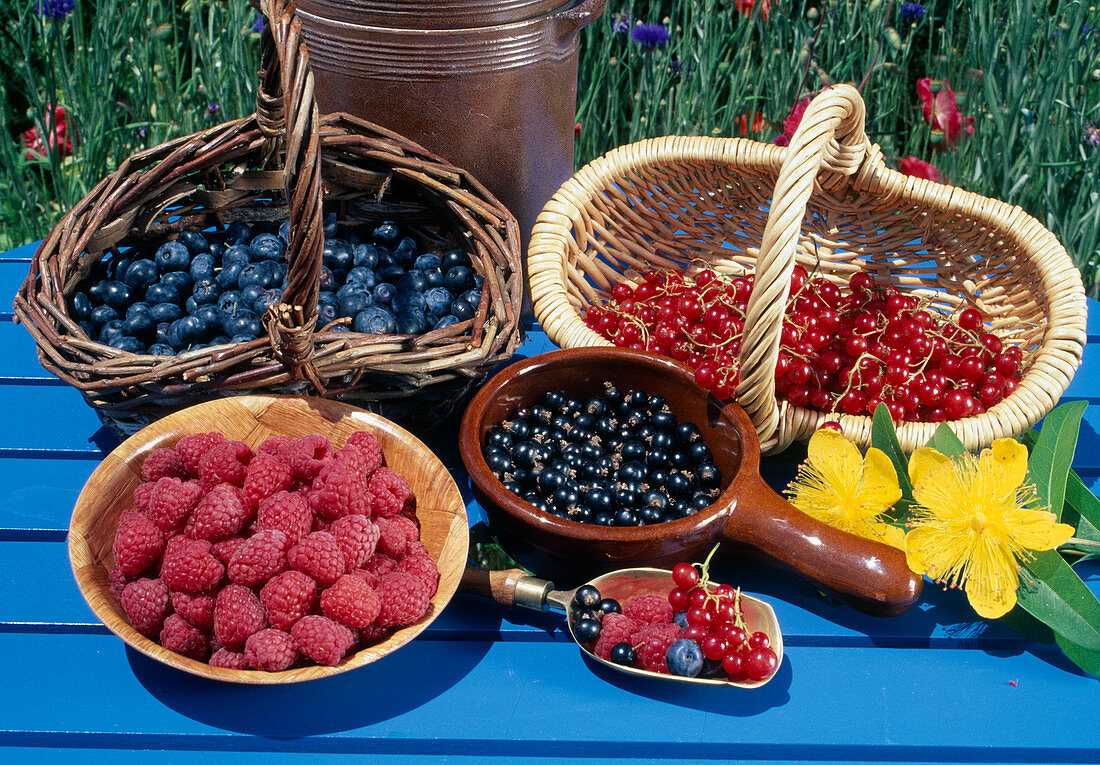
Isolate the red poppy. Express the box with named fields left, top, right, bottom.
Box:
left=735, top=112, right=769, bottom=136
left=897, top=156, right=943, bottom=183
left=22, top=104, right=74, bottom=162
left=735, top=0, right=771, bottom=20
left=781, top=98, right=812, bottom=143
left=574, top=122, right=582, bottom=139
left=916, top=78, right=974, bottom=149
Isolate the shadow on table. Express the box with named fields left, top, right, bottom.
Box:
left=127, top=637, right=492, bottom=735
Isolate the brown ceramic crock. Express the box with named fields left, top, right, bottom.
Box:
left=294, top=0, right=605, bottom=261
left=458, top=348, right=924, bottom=617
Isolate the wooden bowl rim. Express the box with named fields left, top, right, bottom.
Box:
left=68, top=394, right=469, bottom=684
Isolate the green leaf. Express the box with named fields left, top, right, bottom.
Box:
left=1064, top=469, right=1100, bottom=543
left=1025, top=401, right=1087, bottom=520
left=871, top=403, right=914, bottom=523
left=1016, top=548, right=1100, bottom=651
left=1056, top=633, right=1100, bottom=678
left=999, top=605, right=1055, bottom=645
left=926, top=422, right=967, bottom=457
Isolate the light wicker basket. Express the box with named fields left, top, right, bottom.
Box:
left=528, top=85, right=1087, bottom=454
left=13, top=0, right=523, bottom=436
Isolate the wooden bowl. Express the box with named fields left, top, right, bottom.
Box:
left=69, top=395, right=469, bottom=684
left=458, top=348, right=922, bottom=616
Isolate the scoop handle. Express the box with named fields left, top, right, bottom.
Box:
left=721, top=473, right=923, bottom=616
left=460, top=564, right=557, bottom=612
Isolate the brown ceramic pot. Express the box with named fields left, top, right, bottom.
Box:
left=295, top=0, right=605, bottom=260
left=458, top=348, right=924, bottom=617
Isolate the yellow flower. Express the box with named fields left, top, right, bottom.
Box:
left=787, top=429, right=905, bottom=549
left=905, top=438, right=1075, bottom=619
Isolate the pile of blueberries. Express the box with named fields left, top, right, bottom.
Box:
left=68, top=214, right=484, bottom=355
left=482, top=385, right=723, bottom=526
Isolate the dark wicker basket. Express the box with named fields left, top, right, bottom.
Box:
left=13, top=0, right=524, bottom=436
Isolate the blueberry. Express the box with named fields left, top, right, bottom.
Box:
left=208, top=241, right=225, bottom=260
left=318, top=290, right=339, bottom=311
left=610, top=642, right=637, bottom=666
left=230, top=332, right=256, bottom=344
left=192, top=304, right=222, bottom=336
left=154, top=322, right=171, bottom=345
left=397, top=270, right=429, bottom=294
left=460, top=287, right=482, bottom=308
left=272, top=261, right=288, bottom=286
left=373, top=282, right=396, bottom=305
left=317, top=302, right=338, bottom=325
left=240, top=284, right=266, bottom=307
left=424, top=268, right=445, bottom=287
left=110, top=257, right=133, bottom=281
left=451, top=297, right=476, bottom=322
left=574, top=618, right=601, bottom=643
left=322, top=212, right=339, bottom=239
left=148, top=342, right=175, bottom=356
left=393, top=289, right=427, bottom=314
left=226, top=221, right=252, bottom=245
left=149, top=301, right=183, bottom=323
left=241, top=262, right=275, bottom=290
left=124, top=259, right=159, bottom=290
left=167, top=316, right=203, bottom=349
left=100, top=281, right=133, bottom=311
left=250, top=233, right=285, bottom=261
left=223, top=310, right=261, bottom=338
left=161, top=271, right=193, bottom=295
left=414, top=253, right=441, bottom=271
left=353, top=305, right=395, bottom=335
left=392, top=237, right=418, bottom=267
left=176, top=230, right=209, bottom=255
left=111, top=335, right=146, bottom=353
left=666, top=639, right=704, bottom=678
left=377, top=264, right=405, bottom=284
left=323, top=239, right=353, bottom=272
left=319, top=266, right=337, bottom=292
left=424, top=286, right=453, bottom=318
left=209, top=335, right=231, bottom=347
left=189, top=253, right=215, bottom=282
left=441, top=248, right=466, bottom=270
left=433, top=314, right=460, bottom=330
left=394, top=310, right=425, bottom=335
left=353, top=243, right=379, bottom=270
left=347, top=266, right=376, bottom=287
left=192, top=278, right=221, bottom=305
left=277, top=220, right=290, bottom=242
left=444, top=265, right=471, bottom=292
left=572, top=585, right=601, bottom=610
left=472, top=273, right=485, bottom=290
left=184, top=296, right=201, bottom=315
left=70, top=292, right=92, bottom=320
left=371, top=221, right=400, bottom=245
left=673, top=611, right=689, bottom=630
left=217, top=290, right=242, bottom=316
left=88, top=279, right=108, bottom=302
left=98, top=319, right=126, bottom=345
left=154, top=241, right=191, bottom=272
left=254, top=288, right=282, bottom=316
left=222, top=245, right=252, bottom=266
left=339, top=291, right=373, bottom=318
left=123, top=303, right=155, bottom=337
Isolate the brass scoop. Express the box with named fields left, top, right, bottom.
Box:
left=460, top=564, right=783, bottom=688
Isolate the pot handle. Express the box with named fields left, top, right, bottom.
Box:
left=720, top=472, right=923, bottom=616
left=460, top=564, right=557, bottom=612
left=555, top=0, right=607, bottom=40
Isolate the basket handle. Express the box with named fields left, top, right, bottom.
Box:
left=253, top=0, right=325, bottom=392
left=736, top=85, right=872, bottom=452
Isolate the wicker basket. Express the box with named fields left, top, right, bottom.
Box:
left=13, top=0, right=524, bottom=436
left=528, top=85, right=1087, bottom=454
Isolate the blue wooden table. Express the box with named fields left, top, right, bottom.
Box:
left=2, top=238, right=1099, bottom=764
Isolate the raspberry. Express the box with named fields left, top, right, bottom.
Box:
left=141, top=448, right=185, bottom=482
left=308, top=460, right=368, bottom=520
left=185, top=484, right=251, bottom=542
left=291, top=615, right=355, bottom=666
left=258, top=435, right=293, bottom=456
left=363, top=553, right=398, bottom=577
left=108, top=564, right=130, bottom=600
left=329, top=514, right=379, bottom=569
left=198, top=440, right=253, bottom=489
left=375, top=515, right=418, bottom=558
left=175, top=432, right=226, bottom=478
left=212, top=535, right=247, bottom=566
left=346, top=568, right=381, bottom=589
left=118, top=578, right=171, bottom=636
left=255, top=490, right=313, bottom=545
left=375, top=571, right=432, bottom=627
left=242, top=453, right=294, bottom=509
left=133, top=482, right=156, bottom=512
left=161, top=538, right=225, bottom=593
left=366, top=468, right=412, bottom=517
left=160, top=613, right=209, bottom=660
left=261, top=570, right=318, bottom=631
left=395, top=551, right=439, bottom=598
left=592, top=613, right=639, bottom=659
left=632, top=623, right=683, bottom=674
left=208, top=647, right=248, bottom=669
left=622, top=593, right=674, bottom=627
left=358, top=622, right=392, bottom=646
left=287, top=531, right=346, bottom=586
left=112, top=513, right=165, bottom=576
left=320, top=573, right=381, bottom=629
left=286, top=434, right=333, bottom=481
left=147, top=477, right=203, bottom=534
left=170, top=590, right=215, bottom=631
left=214, top=583, right=267, bottom=648
left=228, top=529, right=289, bottom=587
left=244, top=628, right=299, bottom=671
left=344, top=431, right=383, bottom=477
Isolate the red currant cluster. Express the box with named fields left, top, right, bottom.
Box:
left=583, top=267, right=1026, bottom=422
left=668, top=561, right=778, bottom=682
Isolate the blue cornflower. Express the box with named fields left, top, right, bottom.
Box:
left=206, top=103, right=221, bottom=119
left=1084, top=122, right=1100, bottom=148
left=900, top=3, right=926, bottom=24
left=34, top=0, right=74, bottom=19
left=251, top=14, right=265, bottom=34
left=631, top=22, right=670, bottom=49
left=612, top=13, right=632, bottom=35
left=669, top=58, right=695, bottom=83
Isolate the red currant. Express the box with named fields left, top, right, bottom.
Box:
left=744, top=646, right=779, bottom=681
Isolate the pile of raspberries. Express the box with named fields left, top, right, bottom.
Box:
left=108, top=429, right=438, bottom=671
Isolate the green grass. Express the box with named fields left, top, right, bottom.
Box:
left=3, top=0, right=1099, bottom=292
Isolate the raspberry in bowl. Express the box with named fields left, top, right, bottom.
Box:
left=69, top=395, right=468, bottom=683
